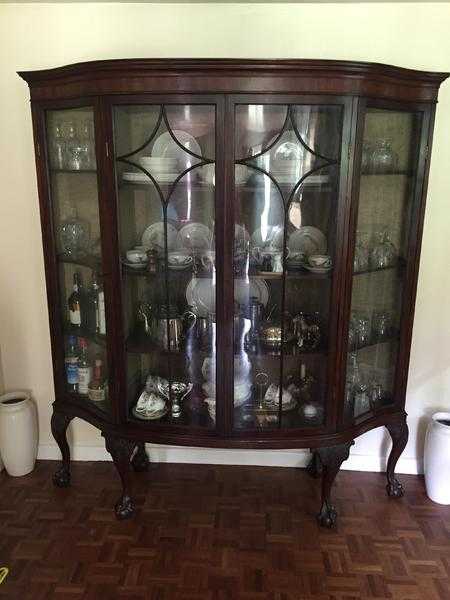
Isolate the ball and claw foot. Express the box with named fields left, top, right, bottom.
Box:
left=317, top=503, right=337, bottom=528
left=114, top=495, right=135, bottom=520
left=53, top=465, right=70, bottom=488
left=131, top=447, right=149, bottom=473
left=386, top=478, right=404, bottom=498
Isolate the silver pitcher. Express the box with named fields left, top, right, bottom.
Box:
left=155, top=309, right=197, bottom=351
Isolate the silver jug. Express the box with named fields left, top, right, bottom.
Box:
left=155, top=310, right=197, bottom=351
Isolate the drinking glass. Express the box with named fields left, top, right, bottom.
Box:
left=370, top=229, right=397, bottom=269
left=372, top=140, right=398, bottom=173
left=352, top=310, right=371, bottom=347
left=353, top=231, right=370, bottom=272
left=50, top=122, right=66, bottom=169
left=372, top=310, right=393, bottom=340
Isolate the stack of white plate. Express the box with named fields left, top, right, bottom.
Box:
left=139, top=156, right=178, bottom=181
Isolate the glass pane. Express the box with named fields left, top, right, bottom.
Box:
left=233, top=104, right=343, bottom=431
left=46, top=108, right=110, bottom=413
left=344, top=109, right=423, bottom=423
left=114, top=104, right=216, bottom=428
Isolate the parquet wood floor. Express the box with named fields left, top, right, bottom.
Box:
left=1, top=460, right=450, bottom=599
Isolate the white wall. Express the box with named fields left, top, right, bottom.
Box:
left=1, top=3, right=449, bottom=473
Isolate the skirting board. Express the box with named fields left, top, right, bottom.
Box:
left=37, top=443, right=423, bottom=475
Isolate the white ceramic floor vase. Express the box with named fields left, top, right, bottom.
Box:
left=424, top=412, right=450, bottom=504
left=0, top=392, right=38, bottom=476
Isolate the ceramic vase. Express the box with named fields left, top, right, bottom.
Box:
left=0, top=392, right=38, bottom=476
left=424, top=412, right=450, bottom=504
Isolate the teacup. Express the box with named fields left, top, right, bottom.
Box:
left=308, top=254, right=332, bottom=268
left=126, top=248, right=148, bottom=264
left=288, top=251, right=306, bottom=264
left=168, top=252, right=192, bottom=266
left=201, top=250, right=216, bottom=271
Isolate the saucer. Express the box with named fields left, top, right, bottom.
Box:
left=122, top=259, right=148, bottom=270
left=304, top=264, right=332, bottom=274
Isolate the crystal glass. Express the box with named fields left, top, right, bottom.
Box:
left=353, top=231, right=370, bottom=272
left=65, top=122, right=85, bottom=170
left=50, top=122, right=66, bottom=169
left=370, top=230, right=397, bottom=269
left=80, top=119, right=95, bottom=169
left=372, top=140, right=398, bottom=174
left=352, top=310, right=371, bottom=348
left=372, top=310, right=393, bottom=341
left=59, top=205, right=91, bottom=258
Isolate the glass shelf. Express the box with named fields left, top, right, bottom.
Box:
left=50, top=168, right=97, bottom=174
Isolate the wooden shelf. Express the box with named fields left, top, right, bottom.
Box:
left=349, top=333, right=399, bottom=353
left=126, top=331, right=211, bottom=356
left=51, top=168, right=97, bottom=174
left=58, top=254, right=102, bottom=271
left=360, top=170, right=412, bottom=177
left=63, top=324, right=107, bottom=347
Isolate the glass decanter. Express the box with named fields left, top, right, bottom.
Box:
left=58, top=203, right=90, bottom=258
left=372, top=140, right=398, bottom=174
left=50, top=122, right=66, bottom=170
left=65, top=122, right=84, bottom=170
left=370, top=229, right=397, bottom=269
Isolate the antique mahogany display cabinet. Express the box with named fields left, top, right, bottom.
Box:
left=20, top=59, right=448, bottom=526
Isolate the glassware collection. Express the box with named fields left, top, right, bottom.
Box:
left=361, top=139, right=399, bottom=174
left=49, top=119, right=96, bottom=171
left=353, top=229, right=398, bottom=272
left=344, top=353, right=390, bottom=418
left=348, top=309, right=395, bottom=350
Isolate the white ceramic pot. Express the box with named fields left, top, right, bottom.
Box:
left=424, top=412, right=450, bottom=504
left=0, top=392, right=38, bottom=476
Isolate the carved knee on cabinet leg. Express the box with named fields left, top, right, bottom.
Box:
left=386, top=417, right=408, bottom=498
left=50, top=410, right=73, bottom=488
left=131, top=442, right=150, bottom=473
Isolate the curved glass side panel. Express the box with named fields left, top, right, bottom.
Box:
left=233, top=103, right=343, bottom=431
left=344, top=108, right=423, bottom=424
left=113, top=104, right=216, bottom=429
left=46, top=108, right=110, bottom=413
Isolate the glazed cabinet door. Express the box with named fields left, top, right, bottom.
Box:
left=37, top=103, right=113, bottom=416
left=230, top=98, right=351, bottom=433
left=343, top=103, right=429, bottom=425
left=111, top=98, right=224, bottom=431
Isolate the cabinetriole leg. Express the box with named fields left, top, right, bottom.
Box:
left=385, top=417, right=409, bottom=498
left=306, top=450, right=323, bottom=479
left=131, top=442, right=150, bottom=472
left=316, top=442, right=353, bottom=528
left=104, top=434, right=136, bottom=520
left=50, top=410, right=73, bottom=488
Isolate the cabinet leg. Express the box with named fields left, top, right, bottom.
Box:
left=104, top=434, right=136, bottom=520
left=131, top=442, right=150, bottom=472
left=316, top=442, right=353, bottom=528
left=306, top=450, right=323, bottom=479
left=50, top=410, right=73, bottom=488
left=385, top=417, right=408, bottom=498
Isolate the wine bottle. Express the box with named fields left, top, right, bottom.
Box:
left=87, top=272, right=106, bottom=335
left=68, top=273, right=82, bottom=328
left=77, top=337, right=92, bottom=395
left=65, top=335, right=79, bottom=392
left=88, top=357, right=107, bottom=402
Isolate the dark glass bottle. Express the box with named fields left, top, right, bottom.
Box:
left=68, top=272, right=82, bottom=328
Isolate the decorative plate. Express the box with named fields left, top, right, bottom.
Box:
left=287, top=226, right=327, bottom=255
left=152, top=130, right=202, bottom=162
left=178, top=223, right=213, bottom=251
left=141, top=222, right=179, bottom=253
